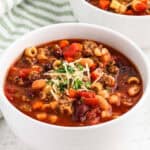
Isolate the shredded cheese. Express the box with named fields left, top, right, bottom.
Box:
left=45, top=59, right=92, bottom=100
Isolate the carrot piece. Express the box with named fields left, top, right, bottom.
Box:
left=59, top=40, right=69, bottom=48
left=68, top=88, right=77, bottom=98
left=32, top=101, right=43, bottom=110
left=99, top=0, right=110, bottom=10
left=83, top=97, right=99, bottom=106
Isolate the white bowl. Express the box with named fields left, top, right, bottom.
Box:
left=0, top=23, right=149, bottom=150
left=70, top=0, right=150, bottom=49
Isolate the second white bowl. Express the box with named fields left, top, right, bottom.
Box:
left=70, top=0, right=150, bottom=49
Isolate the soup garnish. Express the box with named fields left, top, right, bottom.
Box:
left=86, top=0, right=150, bottom=15
left=5, top=39, right=143, bottom=126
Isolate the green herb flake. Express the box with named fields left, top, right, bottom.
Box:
left=67, top=66, right=75, bottom=74
left=85, top=81, right=91, bottom=89
left=56, top=66, right=66, bottom=73
left=56, top=64, right=75, bottom=74
left=73, top=79, right=83, bottom=90
left=76, top=63, right=84, bottom=71
left=59, top=82, right=67, bottom=92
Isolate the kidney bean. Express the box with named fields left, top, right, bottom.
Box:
left=73, top=101, right=89, bottom=122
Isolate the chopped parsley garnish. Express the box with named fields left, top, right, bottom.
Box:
left=73, top=79, right=83, bottom=90
left=76, top=63, right=84, bottom=71
left=67, top=65, right=75, bottom=73
left=85, top=81, right=91, bottom=89
left=59, top=80, right=67, bottom=92
left=56, top=66, right=66, bottom=73
left=56, top=64, right=75, bottom=74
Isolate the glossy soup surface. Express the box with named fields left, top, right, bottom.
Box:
left=86, top=0, right=150, bottom=15
left=5, top=39, right=143, bottom=127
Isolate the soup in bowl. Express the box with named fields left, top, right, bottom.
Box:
left=0, top=23, right=149, bottom=150
left=69, top=0, right=150, bottom=48
left=5, top=39, right=143, bottom=127
left=86, top=0, right=150, bottom=15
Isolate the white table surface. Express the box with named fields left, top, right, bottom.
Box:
left=0, top=49, right=150, bottom=150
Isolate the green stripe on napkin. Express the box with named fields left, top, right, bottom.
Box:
left=0, top=0, right=77, bottom=54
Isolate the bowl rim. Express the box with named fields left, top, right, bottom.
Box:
left=83, top=0, right=150, bottom=19
left=0, top=23, right=149, bottom=130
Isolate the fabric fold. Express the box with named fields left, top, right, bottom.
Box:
left=0, top=0, right=22, bottom=16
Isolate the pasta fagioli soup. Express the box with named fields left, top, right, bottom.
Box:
left=86, top=0, right=150, bottom=15
left=5, top=39, right=143, bottom=127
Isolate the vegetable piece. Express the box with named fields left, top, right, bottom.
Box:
left=63, top=43, right=82, bottom=60
left=59, top=40, right=69, bottom=48
left=19, top=68, right=31, bottom=78
left=85, top=81, right=91, bottom=89
left=32, top=101, right=43, bottom=110
left=32, top=79, right=46, bottom=90
left=99, top=0, right=110, bottom=10
left=73, top=79, right=83, bottom=90
left=76, top=63, right=84, bottom=71
left=91, top=70, right=99, bottom=81
left=132, top=0, right=148, bottom=12
left=59, top=81, right=67, bottom=92
left=48, top=115, right=58, bottom=124
left=68, top=88, right=77, bottom=98
left=83, top=97, right=100, bottom=106
left=56, top=64, right=75, bottom=74
left=78, top=91, right=96, bottom=98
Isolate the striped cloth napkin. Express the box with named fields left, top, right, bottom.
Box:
left=0, top=0, right=76, bottom=54
left=0, top=0, right=22, bottom=16
left=0, top=0, right=76, bottom=119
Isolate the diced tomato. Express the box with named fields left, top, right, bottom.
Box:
left=63, top=43, right=82, bottom=61
left=132, top=0, right=148, bottom=12
left=125, top=10, right=134, bottom=15
left=59, top=40, right=69, bottom=48
left=68, top=88, right=77, bottom=98
left=90, top=63, right=97, bottom=71
left=78, top=91, right=96, bottom=98
left=83, top=97, right=99, bottom=106
left=65, top=57, right=74, bottom=62
left=99, top=0, right=110, bottom=10
left=19, top=68, right=31, bottom=78
left=134, top=3, right=147, bottom=12
left=91, top=71, right=99, bottom=81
